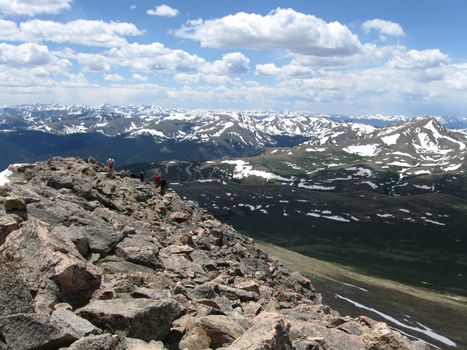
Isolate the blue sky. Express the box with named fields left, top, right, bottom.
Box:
left=1, top=0, right=467, bottom=118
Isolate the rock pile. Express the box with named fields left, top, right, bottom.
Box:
left=0, top=157, right=428, bottom=350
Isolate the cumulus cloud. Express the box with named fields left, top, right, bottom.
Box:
left=147, top=4, right=178, bottom=17
left=174, top=73, right=234, bottom=85
left=0, top=42, right=69, bottom=69
left=256, top=62, right=314, bottom=77
left=388, top=49, right=449, bottom=70
left=362, top=19, right=405, bottom=37
left=132, top=73, right=148, bottom=82
left=104, top=73, right=124, bottom=81
left=0, top=19, right=141, bottom=47
left=109, top=42, right=206, bottom=72
left=203, top=52, right=249, bottom=74
left=0, top=0, right=71, bottom=16
left=255, top=63, right=281, bottom=76
left=174, top=8, right=362, bottom=57
left=77, top=53, right=111, bottom=72
left=0, top=19, right=19, bottom=37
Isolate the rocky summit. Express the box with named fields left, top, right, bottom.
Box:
left=0, top=157, right=428, bottom=350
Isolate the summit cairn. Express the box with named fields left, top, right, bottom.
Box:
left=0, top=157, right=428, bottom=349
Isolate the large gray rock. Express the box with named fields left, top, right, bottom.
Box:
left=226, top=312, right=293, bottom=350
left=169, top=212, right=189, bottom=223
left=0, top=215, right=20, bottom=246
left=0, top=313, right=77, bottom=350
left=0, top=219, right=102, bottom=309
left=77, top=298, right=185, bottom=342
left=52, top=225, right=91, bottom=258
left=178, top=327, right=211, bottom=350
left=189, top=315, right=244, bottom=348
left=126, top=338, right=168, bottom=350
left=217, top=284, right=258, bottom=302
left=115, top=235, right=162, bottom=269
left=0, top=262, right=34, bottom=317
left=66, top=333, right=127, bottom=350
left=51, top=309, right=101, bottom=338
left=160, top=254, right=204, bottom=278
left=4, top=196, right=27, bottom=212
left=63, top=223, right=124, bottom=257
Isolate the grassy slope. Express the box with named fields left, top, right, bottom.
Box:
left=258, top=242, right=467, bottom=349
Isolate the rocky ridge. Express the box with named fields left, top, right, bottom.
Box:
left=0, top=157, right=429, bottom=350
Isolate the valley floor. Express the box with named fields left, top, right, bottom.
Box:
left=259, top=242, right=467, bottom=350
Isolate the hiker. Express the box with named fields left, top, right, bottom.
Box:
left=106, top=157, right=115, bottom=177
left=160, top=176, right=167, bottom=196
left=139, top=169, right=145, bottom=182
left=154, top=172, right=161, bottom=187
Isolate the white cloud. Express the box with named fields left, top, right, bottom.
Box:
left=388, top=49, right=449, bottom=70
left=0, top=0, right=71, bottom=16
left=109, top=42, right=205, bottom=72
left=174, top=73, right=233, bottom=85
left=0, top=19, right=19, bottom=37
left=0, top=19, right=141, bottom=48
left=130, top=5, right=136, bottom=10
left=147, top=4, right=178, bottom=17
left=132, top=73, right=148, bottom=82
left=255, top=63, right=281, bottom=76
left=203, top=52, right=249, bottom=74
left=77, top=53, right=111, bottom=72
left=0, top=42, right=69, bottom=69
left=362, top=19, right=405, bottom=37
left=104, top=73, right=124, bottom=81
left=175, top=8, right=362, bottom=57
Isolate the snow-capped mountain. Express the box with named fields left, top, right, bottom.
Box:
left=1, top=105, right=466, bottom=174
left=334, top=117, right=466, bottom=175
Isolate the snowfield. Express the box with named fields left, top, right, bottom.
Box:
left=0, top=167, right=12, bottom=186
left=343, top=144, right=380, bottom=157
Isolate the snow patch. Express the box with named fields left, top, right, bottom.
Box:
left=343, top=144, right=380, bottom=157
left=0, top=168, right=13, bottom=186
left=335, top=294, right=457, bottom=347
left=298, top=183, right=335, bottom=191
left=381, top=133, right=400, bottom=145
left=221, top=160, right=291, bottom=181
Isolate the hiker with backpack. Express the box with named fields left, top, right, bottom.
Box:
left=160, top=177, right=167, bottom=196
left=106, top=157, right=115, bottom=177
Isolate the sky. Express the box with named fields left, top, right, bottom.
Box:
left=1, top=0, right=467, bottom=117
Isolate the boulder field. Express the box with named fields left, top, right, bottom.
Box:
left=0, top=157, right=428, bottom=350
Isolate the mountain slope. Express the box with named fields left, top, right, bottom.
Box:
left=0, top=157, right=429, bottom=349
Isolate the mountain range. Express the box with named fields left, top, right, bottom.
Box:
left=1, top=104, right=466, bottom=170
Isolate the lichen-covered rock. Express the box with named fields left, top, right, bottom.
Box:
left=179, top=327, right=211, bottom=350
left=225, top=312, right=293, bottom=350
left=4, top=196, right=27, bottom=212
left=51, top=309, right=101, bottom=338
left=66, top=333, right=127, bottom=350
left=0, top=262, right=34, bottom=317
left=0, top=219, right=102, bottom=309
left=0, top=215, right=20, bottom=246
left=77, top=298, right=185, bottom=342
left=0, top=313, right=78, bottom=350
left=188, top=315, right=244, bottom=348
left=115, top=235, right=162, bottom=269
left=169, top=211, right=189, bottom=223
left=126, top=338, right=169, bottom=350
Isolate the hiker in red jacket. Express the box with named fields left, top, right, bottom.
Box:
left=154, top=172, right=161, bottom=187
